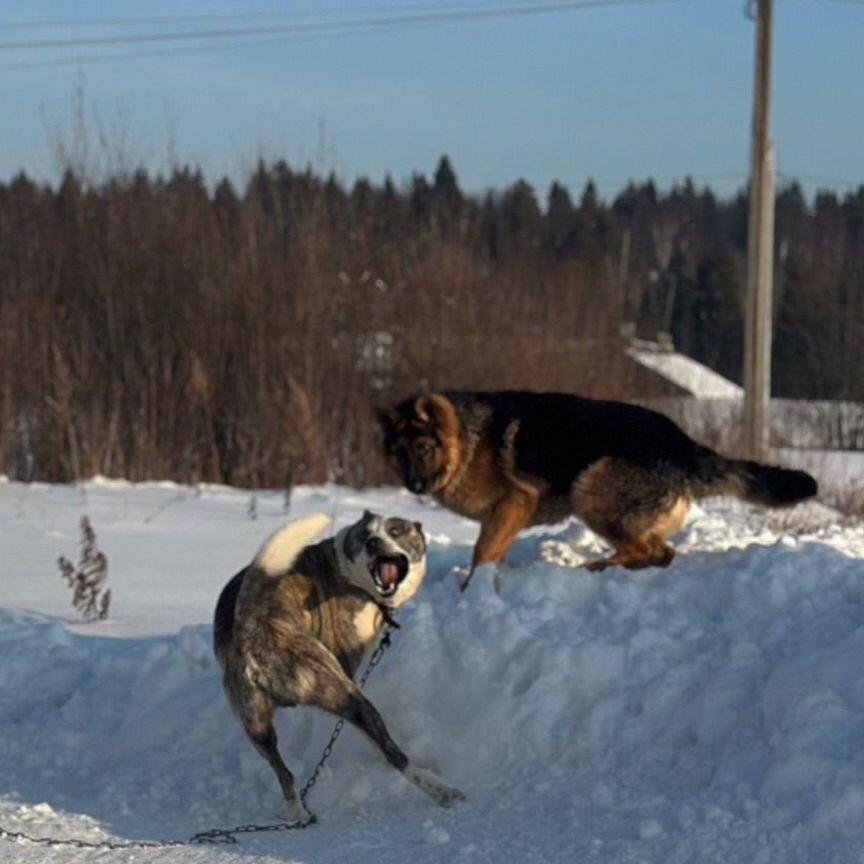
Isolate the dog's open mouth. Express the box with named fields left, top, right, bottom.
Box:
left=368, top=554, right=409, bottom=597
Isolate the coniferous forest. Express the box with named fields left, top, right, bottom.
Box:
left=1, top=156, right=862, bottom=486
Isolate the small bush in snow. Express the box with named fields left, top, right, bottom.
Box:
left=58, top=516, right=111, bottom=621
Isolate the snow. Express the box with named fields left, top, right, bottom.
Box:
left=1, top=478, right=864, bottom=863
left=627, top=346, right=743, bottom=399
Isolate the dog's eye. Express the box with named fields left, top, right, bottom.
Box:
left=416, top=441, right=434, bottom=458
left=387, top=523, right=404, bottom=538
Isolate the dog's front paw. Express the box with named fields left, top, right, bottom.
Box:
left=450, top=565, right=472, bottom=591
left=585, top=558, right=612, bottom=572
left=405, top=764, right=466, bottom=808
left=456, top=562, right=498, bottom=592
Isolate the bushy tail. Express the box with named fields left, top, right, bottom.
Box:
left=691, top=448, right=818, bottom=506
left=253, top=512, right=332, bottom=577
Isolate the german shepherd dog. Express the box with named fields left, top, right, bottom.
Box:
left=213, top=510, right=464, bottom=823
left=377, top=391, right=818, bottom=588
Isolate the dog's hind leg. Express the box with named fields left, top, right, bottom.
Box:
left=288, top=638, right=465, bottom=808
left=583, top=536, right=671, bottom=572
left=319, top=686, right=465, bottom=808
left=240, top=703, right=312, bottom=823
left=575, top=458, right=689, bottom=571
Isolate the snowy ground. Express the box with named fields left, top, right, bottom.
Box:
left=1, top=478, right=864, bottom=863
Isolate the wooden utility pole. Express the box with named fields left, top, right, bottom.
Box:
left=743, top=0, right=775, bottom=460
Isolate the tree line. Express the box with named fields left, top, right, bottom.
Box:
left=0, top=156, right=861, bottom=486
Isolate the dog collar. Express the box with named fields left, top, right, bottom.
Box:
left=376, top=603, right=401, bottom=630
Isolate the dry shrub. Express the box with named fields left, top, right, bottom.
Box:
left=2, top=153, right=859, bottom=488
left=0, top=166, right=637, bottom=487
left=58, top=516, right=111, bottom=621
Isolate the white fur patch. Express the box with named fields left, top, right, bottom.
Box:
left=390, top=557, right=425, bottom=608
left=254, top=512, right=332, bottom=577
left=284, top=791, right=312, bottom=825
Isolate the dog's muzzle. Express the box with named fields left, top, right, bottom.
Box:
left=366, top=538, right=409, bottom=598
left=406, top=471, right=439, bottom=496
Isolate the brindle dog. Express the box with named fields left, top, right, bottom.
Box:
left=214, top=510, right=464, bottom=822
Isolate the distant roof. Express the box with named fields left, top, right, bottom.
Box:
left=627, top=342, right=743, bottom=400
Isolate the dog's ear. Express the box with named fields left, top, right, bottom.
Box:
left=413, top=521, right=426, bottom=550
left=375, top=405, right=399, bottom=438
left=413, top=393, right=459, bottom=437
left=413, top=395, right=435, bottom=423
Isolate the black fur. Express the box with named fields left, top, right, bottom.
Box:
left=444, top=391, right=708, bottom=491
left=213, top=568, right=245, bottom=657
left=693, top=450, right=819, bottom=505
left=443, top=390, right=818, bottom=503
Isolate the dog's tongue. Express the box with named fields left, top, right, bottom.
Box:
left=377, top=560, right=400, bottom=588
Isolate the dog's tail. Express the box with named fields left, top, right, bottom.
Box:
left=214, top=569, right=245, bottom=663
left=690, top=447, right=818, bottom=506
left=254, top=512, right=332, bottom=577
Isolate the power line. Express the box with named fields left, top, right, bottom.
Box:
left=551, top=172, right=862, bottom=196
left=0, top=0, right=678, bottom=55
left=461, top=172, right=748, bottom=198
left=0, top=21, right=424, bottom=72
left=595, top=171, right=748, bottom=189
left=523, top=171, right=861, bottom=205
left=0, top=2, right=502, bottom=31
left=777, top=171, right=863, bottom=192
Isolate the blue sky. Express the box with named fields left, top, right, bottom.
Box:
left=0, top=0, right=861, bottom=200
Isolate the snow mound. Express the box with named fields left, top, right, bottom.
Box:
left=0, top=482, right=863, bottom=862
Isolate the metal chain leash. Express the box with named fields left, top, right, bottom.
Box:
left=0, top=624, right=396, bottom=850
left=188, top=623, right=397, bottom=846
left=297, top=623, right=395, bottom=809
left=0, top=829, right=190, bottom=851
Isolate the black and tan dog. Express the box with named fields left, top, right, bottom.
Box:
left=213, top=510, right=463, bottom=822
left=377, top=391, right=818, bottom=587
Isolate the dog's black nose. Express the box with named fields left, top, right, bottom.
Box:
left=366, top=536, right=384, bottom=554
